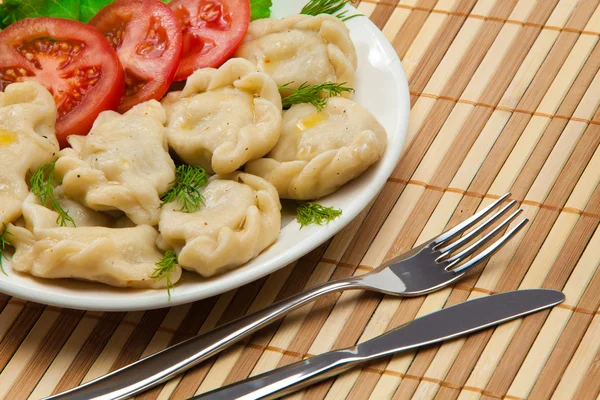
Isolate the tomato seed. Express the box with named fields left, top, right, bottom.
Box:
left=201, top=10, right=219, bottom=21
left=16, top=38, right=86, bottom=71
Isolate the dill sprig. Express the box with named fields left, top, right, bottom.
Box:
left=301, top=0, right=362, bottom=21
left=151, top=250, right=178, bottom=300
left=30, top=162, right=75, bottom=227
left=160, top=165, right=208, bottom=213
left=280, top=82, right=354, bottom=111
left=0, top=226, right=13, bottom=276
left=296, top=202, right=342, bottom=228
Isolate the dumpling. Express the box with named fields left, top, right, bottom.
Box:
left=55, top=100, right=175, bottom=226
left=163, top=58, right=282, bottom=175
left=246, top=97, right=387, bottom=200
left=52, top=186, right=113, bottom=228
left=235, top=14, right=357, bottom=94
left=0, top=82, right=59, bottom=228
left=157, top=172, right=281, bottom=277
left=7, top=193, right=181, bottom=289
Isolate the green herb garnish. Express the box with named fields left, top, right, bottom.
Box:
left=250, top=0, right=273, bottom=21
left=296, top=202, right=342, bottom=228
left=160, top=165, right=209, bottom=213
left=301, top=0, right=361, bottom=21
left=280, top=82, right=354, bottom=111
left=151, top=250, right=178, bottom=300
left=30, top=162, right=75, bottom=227
left=0, top=226, right=13, bottom=276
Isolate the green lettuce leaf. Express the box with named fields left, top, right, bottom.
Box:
left=0, top=0, right=81, bottom=29
left=0, top=0, right=271, bottom=29
left=80, top=0, right=113, bottom=22
left=47, top=0, right=81, bottom=20
left=250, top=0, right=272, bottom=21
left=0, top=0, right=116, bottom=27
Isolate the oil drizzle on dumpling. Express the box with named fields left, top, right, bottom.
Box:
left=0, top=129, right=17, bottom=146
left=296, top=111, right=329, bottom=132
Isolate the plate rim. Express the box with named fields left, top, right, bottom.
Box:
left=0, top=5, right=410, bottom=311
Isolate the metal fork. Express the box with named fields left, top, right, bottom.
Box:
left=47, top=193, right=527, bottom=400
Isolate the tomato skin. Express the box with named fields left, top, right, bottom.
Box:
left=0, top=18, right=125, bottom=147
left=90, top=0, right=183, bottom=112
left=169, top=0, right=250, bottom=81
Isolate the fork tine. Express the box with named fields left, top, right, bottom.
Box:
left=437, top=200, right=517, bottom=254
left=432, top=193, right=511, bottom=247
left=448, top=218, right=529, bottom=274
left=441, top=209, right=523, bottom=263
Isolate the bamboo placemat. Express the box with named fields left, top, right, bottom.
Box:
left=2, top=0, right=600, bottom=398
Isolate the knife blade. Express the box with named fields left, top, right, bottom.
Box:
left=194, top=289, right=564, bottom=400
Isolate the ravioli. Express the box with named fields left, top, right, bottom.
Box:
left=246, top=97, right=387, bottom=200
left=0, top=82, right=59, bottom=229
left=235, top=14, right=357, bottom=94
left=163, top=58, right=282, bottom=175
left=8, top=193, right=181, bottom=289
left=157, top=172, right=281, bottom=277
left=55, top=100, right=176, bottom=226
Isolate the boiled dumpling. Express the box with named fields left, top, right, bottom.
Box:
left=52, top=186, right=113, bottom=228
left=55, top=100, right=175, bottom=226
left=163, top=58, right=282, bottom=175
left=246, top=97, right=387, bottom=200
left=0, top=82, right=59, bottom=228
left=7, top=193, right=181, bottom=289
left=235, top=14, right=357, bottom=94
left=157, top=172, right=281, bottom=277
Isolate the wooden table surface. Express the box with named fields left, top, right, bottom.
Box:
left=2, top=0, right=600, bottom=399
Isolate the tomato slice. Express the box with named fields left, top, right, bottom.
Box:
left=90, top=0, right=183, bottom=112
left=169, top=0, right=250, bottom=81
left=0, top=18, right=125, bottom=147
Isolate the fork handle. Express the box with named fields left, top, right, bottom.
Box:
left=45, top=277, right=360, bottom=400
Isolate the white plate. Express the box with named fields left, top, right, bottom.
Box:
left=0, top=1, right=410, bottom=311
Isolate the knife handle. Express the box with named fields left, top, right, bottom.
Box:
left=45, top=278, right=359, bottom=400
left=193, top=349, right=362, bottom=400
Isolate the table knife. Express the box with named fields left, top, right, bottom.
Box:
left=193, top=289, right=564, bottom=400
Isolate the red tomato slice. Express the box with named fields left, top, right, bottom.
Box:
left=0, top=18, right=125, bottom=147
left=169, top=0, right=250, bottom=81
left=90, top=0, right=183, bottom=112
